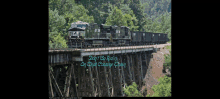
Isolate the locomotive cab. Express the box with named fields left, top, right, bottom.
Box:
left=68, top=27, right=85, bottom=39
left=68, top=21, right=88, bottom=39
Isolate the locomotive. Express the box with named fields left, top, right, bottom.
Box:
left=67, top=21, right=168, bottom=48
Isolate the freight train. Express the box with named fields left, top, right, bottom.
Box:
left=67, top=21, right=169, bottom=48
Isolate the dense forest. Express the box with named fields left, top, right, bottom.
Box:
left=49, top=0, right=171, bottom=48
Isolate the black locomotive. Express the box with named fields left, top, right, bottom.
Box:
left=67, top=21, right=169, bottom=48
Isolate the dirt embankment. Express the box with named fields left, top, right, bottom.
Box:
left=141, top=43, right=171, bottom=96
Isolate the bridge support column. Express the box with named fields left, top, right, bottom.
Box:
left=104, top=62, right=110, bottom=97
left=130, top=54, right=135, bottom=83
left=107, top=55, right=114, bottom=97
left=63, top=64, right=73, bottom=97
left=69, top=63, right=78, bottom=97
left=77, top=62, right=90, bottom=97
left=126, top=54, right=132, bottom=85
left=120, top=55, right=126, bottom=96
left=88, top=61, right=95, bottom=97
left=117, top=54, right=123, bottom=96
left=94, top=58, right=102, bottom=97
left=135, top=53, right=143, bottom=90
left=100, top=59, right=111, bottom=97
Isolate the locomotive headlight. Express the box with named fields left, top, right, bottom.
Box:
left=98, top=29, right=100, bottom=32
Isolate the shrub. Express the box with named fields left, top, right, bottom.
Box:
left=123, top=82, right=143, bottom=97
left=164, top=45, right=171, bottom=72
left=149, top=75, right=171, bottom=97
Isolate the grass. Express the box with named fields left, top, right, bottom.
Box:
left=165, top=45, right=171, bottom=51
left=167, top=40, right=171, bottom=43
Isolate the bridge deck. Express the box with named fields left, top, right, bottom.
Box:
left=49, top=44, right=170, bottom=52
left=48, top=44, right=171, bottom=65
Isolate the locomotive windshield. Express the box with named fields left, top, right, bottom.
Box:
left=77, top=24, right=87, bottom=28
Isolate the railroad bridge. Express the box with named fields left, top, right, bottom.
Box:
left=48, top=44, right=170, bottom=98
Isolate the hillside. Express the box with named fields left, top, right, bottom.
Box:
left=141, top=43, right=171, bottom=96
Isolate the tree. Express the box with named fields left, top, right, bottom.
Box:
left=147, top=75, right=171, bottom=97
left=105, top=6, right=127, bottom=27
left=49, top=33, right=68, bottom=48
left=123, top=82, right=143, bottom=97
left=49, top=8, right=66, bottom=38
left=144, top=10, right=171, bottom=36
left=72, top=4, right=94, bottom=23
left=157, top=11, right=171, bottom=34
left=123, top=14, right=139, bottom=31
left=49, top=0, right=62, bottom=11
left=129, top=0, right=147, bottom=31
left=140, top=0, right=171, bottom=18
left=49, top=8, right=68, bottom=48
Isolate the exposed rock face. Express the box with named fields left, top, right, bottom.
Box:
left=140, top=44, right=171, bottom=96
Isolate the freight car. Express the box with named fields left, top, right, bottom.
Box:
left=131, top=31, right=154, bottom=45
left=67, top=21, right=169, bottom=48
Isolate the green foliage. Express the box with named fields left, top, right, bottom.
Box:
left=105, top=6, right=127, bottom=27
left=120, top=4, right=139, bottom=31
left=168, top=40, right=171, bottom=43
left=120, top=4, right=133, bottom=15
left=149, top=75, right=171, bottom=97
left=129, top=0, right=147, bottom=31
left=72, top=5, right=94, bottom=23
left=164, top=45, right=171, bottom=72
left=123, top=14, right=139, bottom=31
left=166, top=45, right=171, bottom=50
left=123, top=82, right=143, bottom=97
left=105, top=6, right=139, bottom=31
left=49, top=0, right=62, bottom=11
left=141, top=0, right=171, bottom=19
left=49, top=8, right=66, bottom=33
left=49, top=33, right=68, bottom=48
left=49, top=8, right=68, bottom=48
